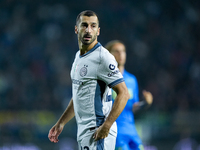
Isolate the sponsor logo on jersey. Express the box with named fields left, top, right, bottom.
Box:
left=107, top=69, right=119, bottom=77
left=72, top=79, right=83, bottom=85
left=109, top=64, right=115, bottom=70
left=80, top=65, right=88, bottom=77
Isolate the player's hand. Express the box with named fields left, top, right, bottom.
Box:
left=142, top=90, right=153, bottom=105
left=48, top=123, right=64, bottom=143
left=93, top=125, right=110, bottom=141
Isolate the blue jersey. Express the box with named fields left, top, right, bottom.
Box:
left=112, top=70, right=142, bottom=149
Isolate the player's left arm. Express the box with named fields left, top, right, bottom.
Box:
left=132, top=90, right=153, bottom=113
left=93, top=81, right=130, bottom=141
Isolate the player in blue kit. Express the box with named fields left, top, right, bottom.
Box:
left=48, top=11, right=130, bottom=150
left=105, top=40, right=153, bottom=150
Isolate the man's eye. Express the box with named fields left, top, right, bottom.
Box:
left=81, top=24, right=87, bottom=27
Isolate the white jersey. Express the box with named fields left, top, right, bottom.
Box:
left=70, top=42, right=124, bottom=141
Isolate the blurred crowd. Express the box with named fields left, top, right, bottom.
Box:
left=0, top=0, right=200, bottom=149
left=0, top=0, right=200, bottom=113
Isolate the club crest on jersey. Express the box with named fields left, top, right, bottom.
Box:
left=109, top=64, right=115, bottom=70
left=80, top=65, right=88, bottom=77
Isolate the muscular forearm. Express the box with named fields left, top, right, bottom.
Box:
left=104, top=92, right=129, bottom=128
left=93, top=91, right=129, bottom=141
left=57, top=98, right=75, bottom=127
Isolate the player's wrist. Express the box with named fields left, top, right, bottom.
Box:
left=56, top=120, right=65, bottom=128
left=102, top=120, right=112, bottom=131
left=139, top=100, right=148, bottom=107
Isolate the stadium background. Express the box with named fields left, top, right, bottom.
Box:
left=0, top=0, right=200, bottom=149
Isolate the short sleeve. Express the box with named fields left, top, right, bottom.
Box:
left=97, top=49, right=124, bottom=88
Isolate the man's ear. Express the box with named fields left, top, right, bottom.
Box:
left=97, top=27, right=100, bottom=36
left=75, top=26, right=78, bottom=34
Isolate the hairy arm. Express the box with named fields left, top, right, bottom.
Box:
left=93, top=82, right=130, bottom=140
left=56, top=98, right=75, bottom=126
left=48, top=98, right=75, bottom=143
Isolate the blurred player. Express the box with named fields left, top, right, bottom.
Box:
left=105, top=40, right=153, bottom=150
left=48, top=11, right=130, bottom=150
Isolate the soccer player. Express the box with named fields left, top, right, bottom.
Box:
left=105, top=40, right=153, bottom=150
left=48, top=10, right=130, bottom=150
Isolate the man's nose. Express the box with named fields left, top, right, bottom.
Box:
left=86, top=26, right=92, bottom=33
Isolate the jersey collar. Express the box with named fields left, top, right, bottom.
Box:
left=79, top=42, right=101, bottom=58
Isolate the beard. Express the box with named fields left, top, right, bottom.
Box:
left=79, top=32, right=98, bottom=45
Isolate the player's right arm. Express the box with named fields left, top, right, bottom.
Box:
left=48, top=98, right=75, bottom=143
left=93, top=82, right=130, bottom=141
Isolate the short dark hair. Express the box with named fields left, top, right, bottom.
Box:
left=105, top=40, right=126, bottom=52
left=76, top=10, right=99, bottom=26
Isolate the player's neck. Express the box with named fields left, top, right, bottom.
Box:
left=118, top=65, right=125, bottom=74
left=79, top=41, right=98, bottom=55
